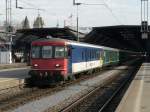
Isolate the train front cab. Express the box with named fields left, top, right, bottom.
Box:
left=29, top=41, right=70, bottom=84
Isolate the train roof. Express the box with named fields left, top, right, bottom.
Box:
left=32, top=38, right=120, bottom=52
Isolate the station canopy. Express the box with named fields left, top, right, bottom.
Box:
left=14, top=25, right=150, bottom=53
left=84, top=25, right=149, bottom=52
left=13, top=27, right=86, bottom=50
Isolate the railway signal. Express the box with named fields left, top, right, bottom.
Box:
left=141, top=0, right=149, bottom=39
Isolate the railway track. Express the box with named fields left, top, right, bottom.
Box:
left=59, top=61, right=142, bottom=112
left=0, top=69, right=106, bottom=112
left=0, top=82, right=25, bottom=94
left=0, top=59, right=141, bottom=112
left=98, top=64, right=140, bottom=112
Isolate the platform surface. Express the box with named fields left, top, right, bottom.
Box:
left=0, top=63, right=27, bottom=70
left=116, top=63, right=150, bottom=112
left=0, top=67, right=29, bottom=90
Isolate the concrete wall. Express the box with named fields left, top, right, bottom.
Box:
left=0, top=51, right=12, bottom=64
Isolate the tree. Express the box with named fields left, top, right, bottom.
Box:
left=33, top=14, right=44, bottom=28
left=22, top=16, right=30, bottom=29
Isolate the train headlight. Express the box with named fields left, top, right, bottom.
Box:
left=34, top=64, right=38, bottom=67
left=55, top=64, right=60, bottom=67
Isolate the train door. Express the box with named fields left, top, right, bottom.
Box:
left=67, top=45, right=72, bottom=74
left=85, top=48, right=88, bottom=69
left=100, top=49, right=104, bottom=67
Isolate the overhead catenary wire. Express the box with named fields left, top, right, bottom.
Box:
left=103, top=1, right=123, bottom=25
left=78, top=1, right=123, bottom=25
left=15, top=0, right=58, bottom=18
left=16, top=0, right=46, bottom=16
left=18, top=0, right=123, bottom=25
left=15, top=0, right=63, bottom=27
left=18, top=0, right=38, bottom=9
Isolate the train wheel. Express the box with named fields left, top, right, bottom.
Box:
left=55, top=75, right=63, bottom=82
left=87, top=70, right=93, bottom=75
left=25, top=77, right=34, bottom=87
left=68, top=75, right=76, bottom=81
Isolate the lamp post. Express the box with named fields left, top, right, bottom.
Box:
left=73, top=0, right=81, bottom=42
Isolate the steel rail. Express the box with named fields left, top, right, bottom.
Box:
left=98, top=76, right=129, bottom=112
left=60, top=85, right=104, bottom=112
left=0, top=84, right=24, bottom=95
left=60, top=60, right=141, bottom=112
left=98, top=66, right=140, bottom=112
left=60, top=76, right=115, bottom=112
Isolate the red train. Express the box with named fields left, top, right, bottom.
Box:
left=28, top=38, right=136, bottom=85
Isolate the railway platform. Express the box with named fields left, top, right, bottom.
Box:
left=0, top=64, right=30, bottom=91
left=116, top=63, right=150, bottom=112
left=0, top=63, right=27, bottom=70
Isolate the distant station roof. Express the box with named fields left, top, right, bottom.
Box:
left=15, top=28, right=76, bottom=42
left=13, top=26, right=150, bottom=53
left=13, top=27, right=86, bottom=49
left=84, top=25, right=149, bottom=52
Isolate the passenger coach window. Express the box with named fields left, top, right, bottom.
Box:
left=32, top=46, right=41, bottom=58
left=42, top=46, right=52, bottom=58
left=55, top=46, right=65, bottom=58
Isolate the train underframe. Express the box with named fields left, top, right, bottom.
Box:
left=27, top=70, right=66, bottom=86
left=26, top=62, right=120, bottom=86
left=27, top=68, right=99, bottom=85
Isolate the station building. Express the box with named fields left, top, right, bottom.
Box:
left=0, top=38, right=12, bottom=64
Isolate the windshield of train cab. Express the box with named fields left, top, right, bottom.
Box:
left=31, top=45, right=67, bottom=59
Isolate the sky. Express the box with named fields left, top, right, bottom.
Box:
left=0, top=0, right=141, bottom=28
